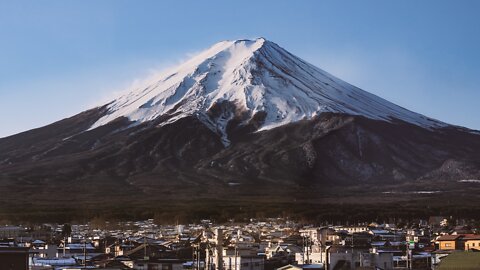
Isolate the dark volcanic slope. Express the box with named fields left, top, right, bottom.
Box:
left=1, top=110, right=480, bottom=221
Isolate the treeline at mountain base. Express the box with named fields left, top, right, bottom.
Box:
left=2, top=196, right=480, bottom=225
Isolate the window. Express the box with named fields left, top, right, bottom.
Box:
left=473, top=243, right=476, bottom=247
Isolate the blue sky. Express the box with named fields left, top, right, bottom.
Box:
left=1, top=0, right=479, bottom=137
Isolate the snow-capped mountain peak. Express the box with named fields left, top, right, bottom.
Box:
left=90, top=38, right=445, bottom=145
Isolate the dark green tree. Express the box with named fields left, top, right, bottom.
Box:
left=61, top=223, right=72, bottom=237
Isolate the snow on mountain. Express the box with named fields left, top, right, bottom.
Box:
left=89, top=38, right=446, bottom=145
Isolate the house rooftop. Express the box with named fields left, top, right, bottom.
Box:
left=463, top=234, right=480, bottom=240
left=437, top=235, right=461, bottom=241
left=437, top=234, right=480, bottom=241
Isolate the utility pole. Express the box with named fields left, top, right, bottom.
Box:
left=351, top=232, right=354, bottom=266
left=193, top=245, right=197, bottom=270
left=407, top=249, right=411, bottom=270
left=197, top=245, right=201, bottom=270
left=144, top=235, right=147, bottom=260
left=208, top=245, right=212, bottom=270
left=302, top=235, right=305, bottom=264
left=306, top=236, right=310, bottom=264
left=206, top=246, right=209, bottom=270
left=83, top=237, right=87, bottom=269
left=319, top=241, right=322, bottom=264
left=234, top=245, right=237, bottom=270
left=215, top=229, right=223, bottom=270
left=205, top=237, right=211, bottom=270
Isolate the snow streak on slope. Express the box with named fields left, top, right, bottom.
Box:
left=90, top=38, right=446, bottom=144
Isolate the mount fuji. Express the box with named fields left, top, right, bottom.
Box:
left=1, top=38, right=480, bottom=221
left=90, top=38, right=445, bottom=144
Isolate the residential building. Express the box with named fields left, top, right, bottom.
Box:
left=436, top=235, right=461, bottom=250
left=463, top=235, right=480, bottom=251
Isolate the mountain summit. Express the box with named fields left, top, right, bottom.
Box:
left=1, top=38, right=480, bottom=221
left=91, top=38, right=444, bottom=145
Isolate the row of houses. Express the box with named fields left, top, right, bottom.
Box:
left=1, top=217, right=480, bottom=269
left=436, top=234, right=480, bottom=251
